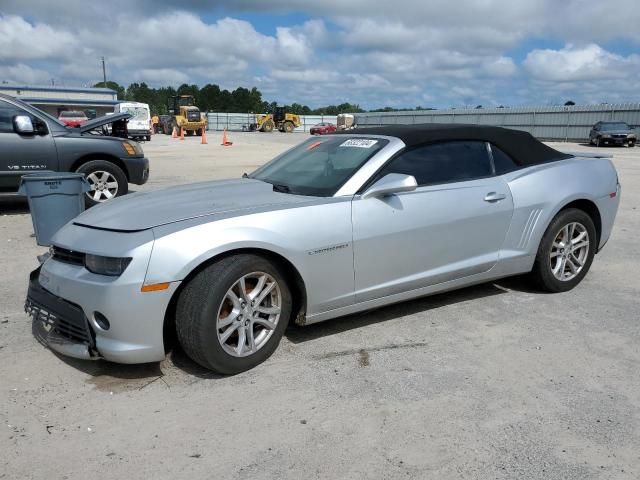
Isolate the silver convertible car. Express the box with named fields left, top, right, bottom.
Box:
left=26, top=125, right=621, bottom=374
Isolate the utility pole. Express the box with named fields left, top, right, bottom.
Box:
left=101, top=56, right=107, bottom=88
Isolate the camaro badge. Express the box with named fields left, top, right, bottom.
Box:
left=307, top=243, right=349, bottom=256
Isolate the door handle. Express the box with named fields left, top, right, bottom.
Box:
left=484, top=192, right=507, bottom=202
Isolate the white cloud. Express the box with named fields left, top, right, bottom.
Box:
left=0, top=2, right=639, bottom=107
left=0, top=63, right=51, bottom=84
left=524, top=44, right=640, bottom=82
left=0, top=15, right=78, bottom=62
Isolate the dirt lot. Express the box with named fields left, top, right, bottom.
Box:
left=1, top=132, right=639, bottom=479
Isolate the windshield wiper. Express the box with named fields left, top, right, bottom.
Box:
left=272, top=183, right=291, bottom=193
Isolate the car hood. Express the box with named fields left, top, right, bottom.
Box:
left=78, top=112, right=131, bottom=133
left=73, top=178, right=318, bottom=231
left=601, top=130, right=634, bottom=135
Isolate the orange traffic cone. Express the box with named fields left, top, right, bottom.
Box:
left=221, top=128, right=233, bottom=146
left=171, top=126, right=178, bottom=139
left=180, top=127, right=185, bottom=141
left=201, top=126, right=208, bottom=144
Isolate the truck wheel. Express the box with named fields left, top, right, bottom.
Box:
left=176, top=254, right=292, bottom=374
left=262, top=120, right=274, bottom=133
left=76, top=160, right=128, bottom=207
left=284, top=121, right=295, bottom=133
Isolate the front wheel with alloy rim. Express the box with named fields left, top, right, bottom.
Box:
left=76, top=160, right=128, bottom=207
left=176, top=254, right=292, bottom=374
left=531, top=208, right=596, bottom=292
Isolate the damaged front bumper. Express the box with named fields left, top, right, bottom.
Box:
left=26, top=268, right=99, bottom=360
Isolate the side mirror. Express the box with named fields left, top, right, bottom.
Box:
left=13, top=115, right=35, bottom=134
left=361, top=173, right=418, bottom=199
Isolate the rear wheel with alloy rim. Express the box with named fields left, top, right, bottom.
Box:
left=176, top=254, right=292, bottom=374
left=531, top=208, right=596, bottom=292
left=76, top=160, right=128, bottom=207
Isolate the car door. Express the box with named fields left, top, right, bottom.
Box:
left=0, top=99, right=58, bottom=192
left=351, top=140, right=514, bottom=303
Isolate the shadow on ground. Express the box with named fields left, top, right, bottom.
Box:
left=285, top=277, right=538, bottom=344
left=50, top=274, right=541, bottom=383
left=0, top=197, right=29, bottom=215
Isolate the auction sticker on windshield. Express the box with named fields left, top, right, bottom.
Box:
left=340, top=139, right=378, bottom=148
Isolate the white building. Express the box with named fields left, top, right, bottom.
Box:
left=0, top=85, right=118, bottom=118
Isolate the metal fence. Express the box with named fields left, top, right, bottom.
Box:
left=354, top=104, right=640, bottom=141
left=206, top=113, right=338, bottom=133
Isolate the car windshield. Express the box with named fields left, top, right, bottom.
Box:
left=121, top=106, right=149, bottom=120
left=601, top=122, right=631, bottom=131
left=250, top=136, right=389, bottom=196
left=59, top=111, right=85, bottom=118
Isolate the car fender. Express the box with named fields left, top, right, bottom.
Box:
left=500, top=157, right=617, bottom=262
left=147, top=203, right=356, bottom=315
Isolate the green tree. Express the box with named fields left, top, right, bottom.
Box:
left=94, top=81, right=125, bottom=99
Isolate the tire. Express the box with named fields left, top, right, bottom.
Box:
left=176, top=254, right=293, bottom=374
left=262, top=120, right=274, bottom=133
left=145, top=135, right=151, bottom=142
left=284, top=121, right=294, bottom=133
left=196, top=129, right=202, bottom=136
left=76, top=160, right=128, bottom=207
left=530, top=208, right=596, bottom=293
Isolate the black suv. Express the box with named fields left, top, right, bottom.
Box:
left=0, top=94, right=149, bottom=206
left=589, top=121, right=636, bottom=147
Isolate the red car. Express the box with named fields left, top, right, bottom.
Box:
left=58, top=110, right=89, bottom=127
left=310, top=122, right=337, bottom=135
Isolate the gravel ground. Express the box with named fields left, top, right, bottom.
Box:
left=1, top=132, right=639, bottom=479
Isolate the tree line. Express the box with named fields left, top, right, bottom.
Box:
left=98, top=81, right=365, bottom=115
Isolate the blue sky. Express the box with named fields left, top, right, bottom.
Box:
left=1, top=0, right=639, bottom=109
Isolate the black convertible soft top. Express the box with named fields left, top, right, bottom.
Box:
left=337, top=124, right=572, bottom=166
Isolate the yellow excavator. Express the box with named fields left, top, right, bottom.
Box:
left=254, top=107, right=301, bottom=133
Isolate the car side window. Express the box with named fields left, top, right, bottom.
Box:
left=490, top=145, right=519, bottom=175
left=377, top=140, right=493, bottom=187
left=0, top=102, right=29, bottom=133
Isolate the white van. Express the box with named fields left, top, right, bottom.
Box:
left=114, top=102, right=151, bottom=141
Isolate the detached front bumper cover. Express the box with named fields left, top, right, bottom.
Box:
left=25, top=268, right=99, bottom=361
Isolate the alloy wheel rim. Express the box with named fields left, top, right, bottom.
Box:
left=216, top=272, right=282, bottom=357
left=86, top=171, right=118, bottom=202
left=550, top=222, right=589, bottom=281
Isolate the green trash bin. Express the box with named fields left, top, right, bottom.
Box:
left=18, top=172, right=90, bottom=246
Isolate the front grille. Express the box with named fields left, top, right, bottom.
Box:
left=612, top=134, right=627, bottom=138
left=26, top=298, right=93, bottom=345
left=186, top=111, right=201, bottom=121
left=51, top=246, right=84, bottom=266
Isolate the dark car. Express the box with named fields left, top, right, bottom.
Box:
left=0, top=94, right=149, bottom=206
left=589, top=121, right=636, bottom=147
left=310, top=122, right=337, bottom=135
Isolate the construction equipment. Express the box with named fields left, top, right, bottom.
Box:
left=253, top=107, right=301, bottom=133
left=167, top=95, right=207, bottom=136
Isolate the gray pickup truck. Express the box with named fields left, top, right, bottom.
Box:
left=0, top=93, right=149, bottom=206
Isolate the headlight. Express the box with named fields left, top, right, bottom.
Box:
left=122, top=141, right=142, bottom=156
left=628, top=134, right=636, bottom=139
left=85, top=254, right=132, bottom=276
